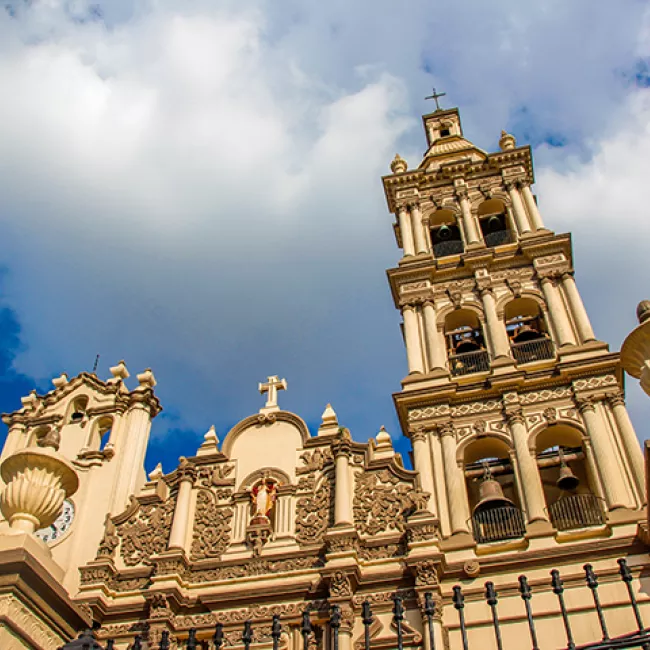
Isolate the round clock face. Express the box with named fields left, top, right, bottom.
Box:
left=35, top=499, right=75, bottom=544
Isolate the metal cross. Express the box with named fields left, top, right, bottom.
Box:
left=258, top=375, right=287, bottom=411
left=425, top=87, right=446, bottom=111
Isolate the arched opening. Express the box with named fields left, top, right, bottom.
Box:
left=477, top=199, right=512, bottom=247
left=463, top=437, right=525, bottom=543
left=96, top=416, right=113, bottom=451
left=28, top=425, right=51, bottom=448
left=504, top=298, right=555, bottom=364
left=428, top=209, right=463, bottom=258
left=444, top=309, right=490, bottom=376
left=534, top=424, right=605, bottom=531
left=68, top=396, right=89, bottom=424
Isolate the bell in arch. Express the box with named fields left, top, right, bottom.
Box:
left=487, top=214, right=504, bottom=232
left=437, top=224, right=453, bottom=240
left=473, top=463, right=515, bottom=515
left=556, top=448, right=580, bottom=491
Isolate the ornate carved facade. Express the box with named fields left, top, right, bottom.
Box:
left=0, top=106, right=649, bottom=650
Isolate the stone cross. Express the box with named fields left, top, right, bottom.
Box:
left=425, top=87, right=446, bottom=111
left=258, top=376, right=287, bottom=412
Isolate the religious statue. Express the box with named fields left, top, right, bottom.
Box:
left=250, top=479, right=278, bottom=525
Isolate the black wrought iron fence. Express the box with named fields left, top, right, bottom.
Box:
left=63, top=558, right=650, bottom=650
left=433, top=239, right=464, bottom=258
left=511, top=338, right=555, bottom=364
left=548, top=494, right=606, bottom=531
left=449, top=349, right=490, bottom=377
left=471, top=504, right=527, bottom=543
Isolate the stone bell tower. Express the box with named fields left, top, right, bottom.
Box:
left=383, top=105, right=645, bottom=548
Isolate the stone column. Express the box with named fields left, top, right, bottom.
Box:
left=457, top=188, right=481, bottom=245
left=480, top=288, right=511, bottom=359
left=411, top=429, right=437, bottom=517
left=333, top=435, right=353, bottom=526
left=168, top=463, right=196, bottom=551
left=540, top=276, right=576, bottom=347
left=398, top=205, right=416, bottom=257
left=506, top=410, right=547, bottom=522
left=422, top=300, right=447, bottom=371
left=411, top=203, right=428, bottom=255
left=607, top=394, right=645, bottom=499
left=578, top=399, right=629, bottom=510
left=0, top=420, right=26, bottom=461
left=520, top=184, right=545, bottom=231
left=506, top=182, right=531, bottom=235
left=440, top=424, right=469, bottom=534
left=403, top=304, right=424, bottom=374
left=560, top=272, right=596, bottom=343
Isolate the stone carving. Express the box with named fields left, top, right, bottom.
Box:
left=329, top=571, right=352, bottom=598
left=518, top=387, right=572, bottom=404
left=463, top=560, right=480, bottom=578
left=148, top=593, right=172, bottom=619
left=189, top=556, right=323, bottom=583
left=196, top=463, right=235, bottom=490
left=0, top=595, right=64, bottom=649
left=412, top=560, right=439, bottom=587
left=401, top=281, right=429, bottom=293
left=97, top=514, right=119, bottom=558
left=406, top=520, right=438, bottom=543
left=79, top=564, right=115, bottom=586
left=409, top=400, right=503, bottom=422
left=296, top=476, right=332, bottom=546
left=543, top=407, right=557, bottom=425
left=297, top=448, right=333, bottom=475
left=117, top=498, right=175, bottom=566
left=353, top=469, right=415, bottom=536
left=358, top=540, right=406, bottom=560
left=190, top=490, right=233, bottom=561
left=408, top=404, right=450, bottom=422
left=327, top=531, right=359, bottom=554
left=473, top=419, right=487, bottom=435
left=573, top=375, right=617, bottom=391
left=352, top=589, right=417, bottom=608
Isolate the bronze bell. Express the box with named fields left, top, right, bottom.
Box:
left=556, top=449, right=580, bottom=491
left=473, top=466, right=515, bottom=514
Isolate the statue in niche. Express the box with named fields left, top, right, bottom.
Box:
left=250, top=478, right=278, bottom=525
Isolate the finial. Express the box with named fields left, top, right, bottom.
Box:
left=136, top=368, right=157, bottom=389
left=637, top=300, right=650, bottom=324
left=318, top=403, right=339, bottom=435
left=109, top=360, right=130, bottom=383
left=499, top=130, right=516, bottom=151
left=52, top=373, right=69, bottom=389
left=20, top=390, right=39, bottom=411
left=148, top=462, right=164, bottom=481
left=390, top=154, right=407, bottom=174
left=197, top=425, right=220, bottom=456
left=376, top=425, right=392, bottom=447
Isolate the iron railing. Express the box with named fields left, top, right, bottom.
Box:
left=449, top=349, right=490, bottom=377
left=76, top=558, right=650, bottom=650
left=549, top=493, right=606, bottom=531
left=471, top=504, right=526, bottom=544
left=511, top=337, right=555, bottom=364
left=433, top=239, right=464, bottom=258
left=483, top=229, right=512, bottom=247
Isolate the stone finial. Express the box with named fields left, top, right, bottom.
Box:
left=197, top=425, right=219, bottom=456
left=390, top=154, right=408, bottom=174
left=637, top=300, right=650, bottom=324
left=318, top=403, right=340, bottom=436
left=137, top=368, right=157, bottom=389
left=499, top=130, right=516, bottom=151
left=52, top=373, right=69, bottom=389
left=0, top=446, right=79, bottom=535
left=374, top=425, right=394, bottom=460
left=109, top=360, right=130, bottom=383
left=20, top=390, right=39, bottom=411
left=148, top=462, right=164, bottom=481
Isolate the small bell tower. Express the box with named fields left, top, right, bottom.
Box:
left=383, top=101, right=645, bottom=547
left=0, top=361, right=161, bottom=592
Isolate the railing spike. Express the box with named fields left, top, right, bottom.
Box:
left=584, top=563, right=609, bottom=641
left=518, top=575, right=539, bottom=650
left=301, top=608, right=312, bottom=650
left=271, top=615, right=282, bottom=650
left=330, top=605, right=341, bottom=650
left=424, top=593, right=437, bottom=650
left=618, top=558, right=645, bottom=632
left=242, top=621, right=253, bottom=650
left=452, top=586, right=469, bottom=650
left=484, top=581, right=503, bottom=650
left=393, top=595, right=404, bottom=650
left=213, top=623, right=224, bottom=650
left=551, top=569, right=575, bottom=650
left=362, top=600, right=373, bottom=650
left=159, top=630, right=170, bottom=650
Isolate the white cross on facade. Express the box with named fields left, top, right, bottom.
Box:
left=258, top=375, right=287, bottom=412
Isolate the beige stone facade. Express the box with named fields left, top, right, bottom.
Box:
left=0, top=107, right=649, bottom=650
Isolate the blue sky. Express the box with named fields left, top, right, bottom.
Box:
left=1, top=0, right=650, bottom=473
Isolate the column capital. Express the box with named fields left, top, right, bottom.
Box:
left=401, top=301, right=420, bottom=312
left=504, top=178, right=523, bottom=192
left=407, top=201, right=422, bottom=211
left=332, top=432, right=353, bottom=458
left=539, top=273, right=558, bottom=286
left=607, top=392, right=626, bottom=409
left=437, top=421, right=455, bottom=438
left=505, top=407, right=525, bottom=426
left=561, top=270, right=575, bottom=281
left=411, top=428, right=427, bottom=443
left=396, top=203, right=409, bottom=214
left=176, top=459, right=197, bottom=484
left=422, top=297, right=436, bottom=309
left=576, top=396, right=597, bottom=414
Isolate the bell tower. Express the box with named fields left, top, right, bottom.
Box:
left=383, top=105, right=645, bottom=546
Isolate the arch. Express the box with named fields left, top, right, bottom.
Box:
left=444, top=309, right=486, bottom=354
left=476, top=198, right=513, bottom=247
left=436, top=301, right=484, bottom=327
left=469, top=190, right=511, bottom=212
left=426, top=207, right=458, bottom=228
left=239, top=467, right=292, bottom=491
left=427, top=208, right=463, bottom=258
left=476, top=198, right=507, bottom=217
left=495, top=288, right=545, bottom=314
left=529, top=422, right=585, bottom=454
left=94, top=416, right=114, bottom=451
left=456, top=432, right=513, bottom=465
left=502, top=296, right=555, bottom=363
left=67, top=395, right=89, bottom=424
left=221, top=411, right=311, bottom=458
left=27, top=425, right=51, bottom=448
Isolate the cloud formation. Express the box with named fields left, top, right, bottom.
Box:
left=0, top=1, right=649, bottom=469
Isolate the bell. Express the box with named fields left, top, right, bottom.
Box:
left=512, top=324, right=541, bottom=343
left=556, top=448, right=580, bottom=491
left=487, top=215, right=503, bottom=232
left=437, top=224, right=452, bottom=240
left=556, top=462, right=580, bottom=491
left=70, top=411, right=84, bottom=422
left=473, top=475, right=515, bottom=514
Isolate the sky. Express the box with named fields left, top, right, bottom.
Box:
left=1, top=0, right=650, bottom=473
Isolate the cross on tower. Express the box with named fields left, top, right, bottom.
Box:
left=258, top=375, right=287, bottom=412
left=425, top=87, right=446, bottom=111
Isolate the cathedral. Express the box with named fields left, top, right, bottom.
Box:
left=0, top=104, right=649, bottom=650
